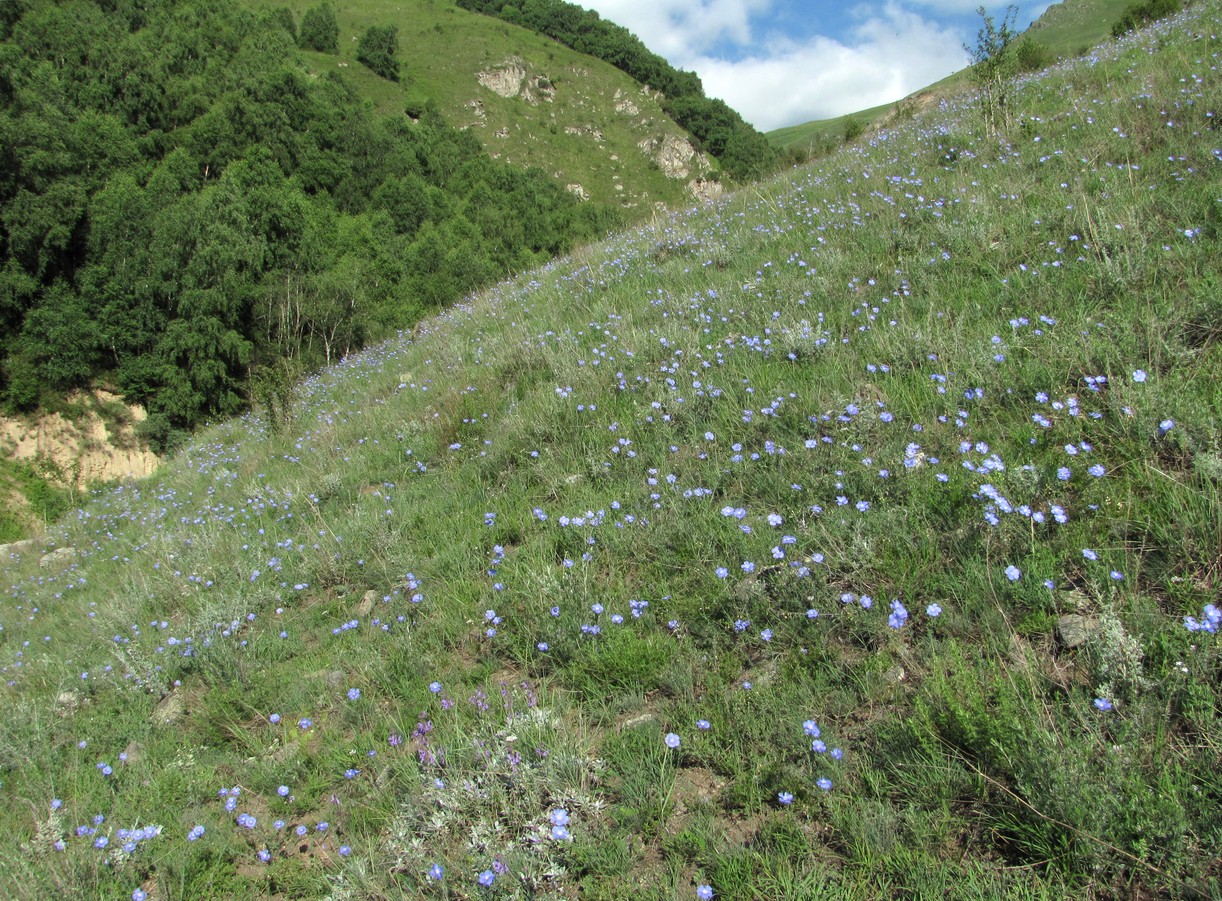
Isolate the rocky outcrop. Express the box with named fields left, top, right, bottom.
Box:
left=0, top=389, right=159, bottom=491
left=477, top=60, right=556, bottom=104
left=637, top=134, right=710, bottom=180
left=689, top=178, right=724, bottom=202
left=564, top=124, right=603, bottom=142
left=613, top=89, right=639, bottom=116
left=464, top=98, right=487, bottom=124
left=478, top=60, right=526, bottom=98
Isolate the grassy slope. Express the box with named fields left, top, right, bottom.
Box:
left=1, top=5, right=1220, bottom=900
left=767, top=0, right=1137, bottom=151
left=245, top=0, right=710, bottom=211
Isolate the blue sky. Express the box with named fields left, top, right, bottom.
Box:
left=580, top=1, right=1051, bottom=130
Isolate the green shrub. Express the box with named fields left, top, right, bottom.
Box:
left=1112, top=0, right=1181, bottom=37
left=356, top=24, right=400, bottom=82
left=1015, top=37, right=1054, bottom=72
left=298, top=2, right=338, bottom=52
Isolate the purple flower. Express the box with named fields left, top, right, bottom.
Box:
left=1132, top=370, right=1147, bottom=383
left=816, top=778, right=832, bottom=791
left=888, top=598, right=909, bottom=628
left=347, top=688, right=361, bottom=701
left=777, top=791, right=794, bottom=805
left=1184, top=603, right=1221, bottom=633
left=1093, top=698, right=1113, bottom=711
left=697, top=885, right=714, bottom=901
left=1005, top=565, right=1021, bottom=582
left=479, top=870, right=496, bottom=886
left=664, top=732, right=681, bottom=749
left=926, top=603, right=942, bottom=617
left=428, top=863, right=444, bottom=881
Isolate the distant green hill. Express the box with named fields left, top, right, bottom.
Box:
left=244, top=0, right=723, bottom=210
left=767, top=0, right=1138, bottom=152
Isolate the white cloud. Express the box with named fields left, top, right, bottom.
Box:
left=695, top=5, right=967, bottom=130
left=582, top=1, right=972, bottom=132
left=585, top=0, right=774, bottom=58
left=906, top=0, right=994, bottom=12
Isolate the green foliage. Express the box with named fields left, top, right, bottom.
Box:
left=842, top=115, right=865, bottom=143
left=965, top=4, right=1021, bottom=135
left=0, top=458, right=75, bottom=540
left=270, top=6, right=296, bottom=42
left=1014, top=37, right=1055, bottom=72
left=0, top=0, right=612, bottom=430
left=298, top=1, right=337, bottom=52
left=356, top=23, right=400, bottom=82
left=1112, top=0, right=1182, bottom=36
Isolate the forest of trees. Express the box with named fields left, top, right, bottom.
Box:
left=0, top=0, right=620, bottom=447
left=455, top=0, right=781, bottom=181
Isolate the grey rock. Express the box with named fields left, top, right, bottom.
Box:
left=1057, top=614, right=1100, bottom=649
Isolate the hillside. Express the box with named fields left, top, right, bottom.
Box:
left=766, top=0, right=1138, bottom=152
left=1, top=4, right=1219, bottom=900
left=0, top=0, right=742, bottom=514
left=245, top=0, right=721, bottom=209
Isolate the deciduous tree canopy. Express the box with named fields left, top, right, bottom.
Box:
left=0, top=0, right=618, bottom=447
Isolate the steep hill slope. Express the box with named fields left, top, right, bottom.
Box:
left=1, top=4, right=1219, bottom=899
left=245, top=0, right=720, bottom=209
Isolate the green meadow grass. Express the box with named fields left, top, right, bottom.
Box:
left=1, top=4, right=1220, bottom=899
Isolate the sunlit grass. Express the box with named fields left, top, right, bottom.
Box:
left=1, top=5, right=1220, bottom=900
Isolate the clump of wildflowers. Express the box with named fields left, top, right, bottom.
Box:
left=1184, top=604, right=1220, bottom=633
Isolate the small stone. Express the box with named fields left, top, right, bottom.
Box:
left=152, top=692, right=185, bottom=726
left=39, top=547, right=77, bottom=568
left=620, top=712, right=656, bottom=730
left=1057, top=614, right=1100, bottom=649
